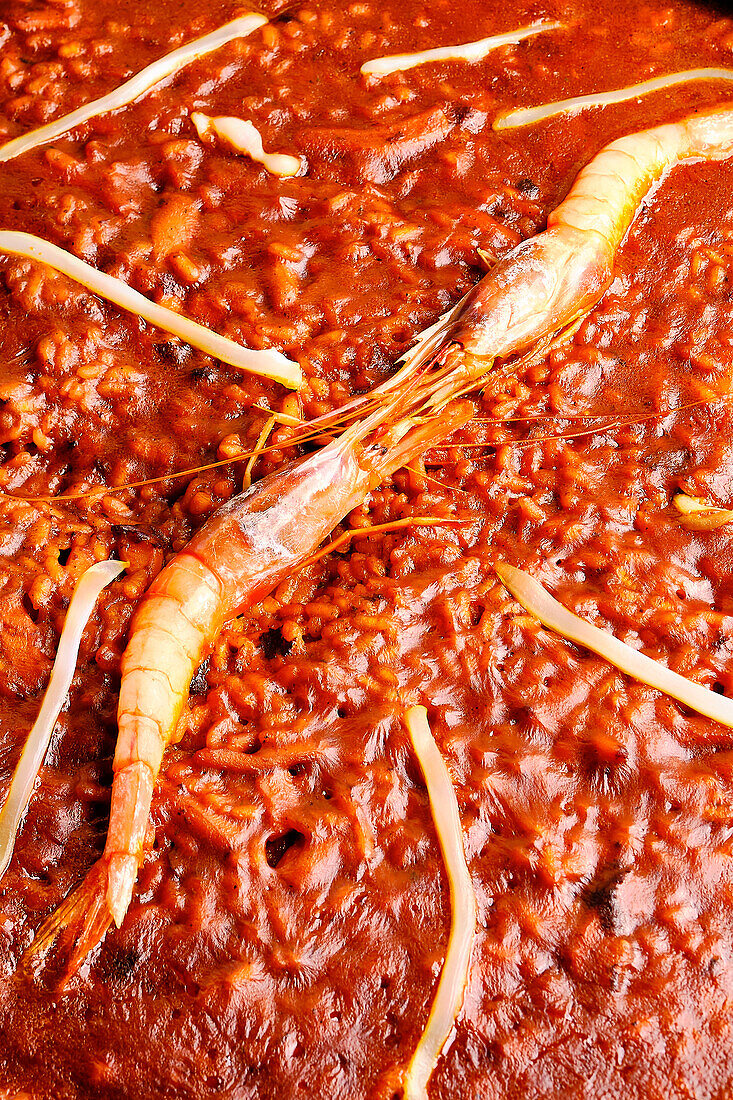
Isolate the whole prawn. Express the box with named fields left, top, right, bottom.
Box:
left=28, top=103, right=733, bottom=971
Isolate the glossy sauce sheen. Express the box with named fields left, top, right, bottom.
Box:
left=0, top=0, right=733, bottom=1097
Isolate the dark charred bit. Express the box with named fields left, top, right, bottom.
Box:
left=155, top=340, right=192, bottom=366
left=261, top=626, right=293, bottom=660
left=190, top=656, right=210, bottom=695
left=111, top=524, right=166, bottom=557
left=515, top=178, right=540, bottom=196
left=100, top=945, right=140, bottom=985
left=582, top=864, right=631, bottom=932
left=190, top=363, right=215, bottom=382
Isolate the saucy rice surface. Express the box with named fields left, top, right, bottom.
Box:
left=2, top=0, right=733, bottom=1097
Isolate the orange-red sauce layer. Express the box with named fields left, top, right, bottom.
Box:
left=1, top=0, right=733, bottom=1097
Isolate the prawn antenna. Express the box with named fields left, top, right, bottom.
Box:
left=22, top=861, right=111, bottom=986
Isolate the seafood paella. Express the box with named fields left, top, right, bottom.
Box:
left=1, top=0, right=733, bottom=1097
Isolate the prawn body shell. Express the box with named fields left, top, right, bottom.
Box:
left=107, top=552, right=224, bottom=924
left=553, top=108, right=733, bottom=253
left=109, top=438, right=382, bottom=908
left=187, top=440, right=377, bottom=620
left=116, top=552, right=223, bottom=767
left=105, top=439, right=384, bottom=924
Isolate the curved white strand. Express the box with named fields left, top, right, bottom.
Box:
left=494, top=68, right=733, bottom=131
left=361, top=20, right=562, bottom=77
left=0, top=231, right=301, bottom=387
left=496, top=563, right=733, bottom=729
left=0, top=561, right=126, bottom=880
left=403, top=705, right=476, bottom=1100
left=0, top=13, right=267, bottom=162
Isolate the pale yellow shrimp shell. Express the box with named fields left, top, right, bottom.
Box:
left=554, top=108, right=733, bottom=250
left=455, top=105, right=733, bottom=361
left=105, top=553, right=223, bottom=924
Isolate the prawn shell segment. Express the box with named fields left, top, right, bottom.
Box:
left=107, top=553, right=224, bottom=926
left=186, top=443, right=373, bottom=617
left=551, top=107, right=733, bottom=252
left=105, top=762, right=156, bottom=927
left=106, top=763, right=156, bottom=862
left=116, top=551, right=224, bottom=760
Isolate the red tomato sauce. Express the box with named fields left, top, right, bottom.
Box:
left=1, top=0, right=733, bottom=1097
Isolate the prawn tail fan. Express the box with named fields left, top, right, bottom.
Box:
left=21, top=861, right=112, bottom=984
